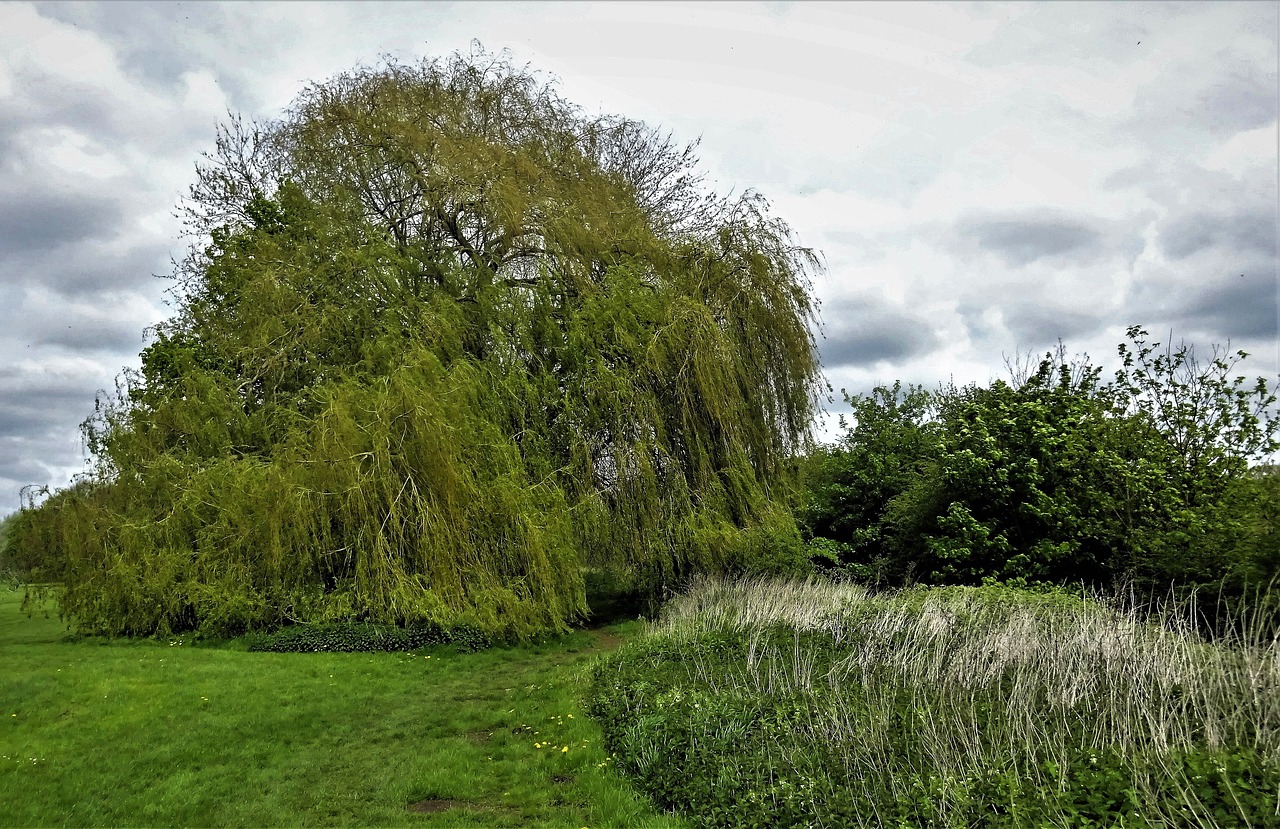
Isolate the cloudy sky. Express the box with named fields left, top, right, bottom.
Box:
left=1, top=0, right=1276, bottom=515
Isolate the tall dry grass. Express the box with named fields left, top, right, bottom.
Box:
left=645, top=575, right=1279, bottom=826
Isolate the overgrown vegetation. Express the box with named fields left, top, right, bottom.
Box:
left=10, top=46, right=821, bottom=639
left=804, top=330, right=1279, bottom=619
left=587, top=576, right=1280, bottom=828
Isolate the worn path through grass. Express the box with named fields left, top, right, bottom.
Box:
left=0, top=588, right=686, bottom=828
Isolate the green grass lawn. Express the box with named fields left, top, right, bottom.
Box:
left=0, top=588, right=686, bottom=828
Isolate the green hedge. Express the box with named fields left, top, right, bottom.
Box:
left=245, top=621, right=491, bottom=653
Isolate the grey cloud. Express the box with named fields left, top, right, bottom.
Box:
left=1100, top=162, right=1157, bottom=193
left=0, top=188, right=125, bottom=253
left=0, top=355, right=116, bottom=508
left=818, top=297, right=940, bottom=368
left=952, top=210, right=1140, bottom=268
left=822, top=230, right=888, bottom=263
left=1134, top=55, right=1279, bottom=138
left=956, top=300, right=1001, bottom=347
left=0, top=29, right=228, bottom=162
left=0, top=363, right=106, bottom=433
left=1001, top=302, right=1106, bottom=347
left=963, top=2, right=1159, bottom=68
left=35, top=2, right=228, bottom=91
left=817, top=116, right=960, bottom=203
left=0, top=452, right=65, bottom=490
left=1, top=65, right=138, bottom=152
left=0, top=394, right=88, bottom=440
left=1160, top=208, right=1277, bottom=261
left=1128, top=259, right=1279, bottom=345
left=32, top=317, right=150, bottom=353
left=1, top=243, right=174, bottom=300
left=0, top=278, right=158, bottom=358
left=963, top=216, right=1102, bottom=267
left=965, top=3, right=1276, bottom=150
left=1178, top=268, right=1278, bottom=341
left=31, top=0, right=258, bottom=117
left=0, top=433, right=88, bottom=514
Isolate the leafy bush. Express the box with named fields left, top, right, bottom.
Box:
left=245, top=620, right=491, bottom=653
left=801, top=381, right=938, bottom=583
left=893, top=359, right=1158, bottom=587
left=586, top=576, right=1280, bottom=828
left=0, top=510, right=18, bottom=582
left=805, top=330, right=1280, bottom=602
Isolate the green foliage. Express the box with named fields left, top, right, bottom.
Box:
left=17, top=47, right=821, bottom=639
left=1230, top=465, right=1280, bottom=581
left=897, top=360, right=1151, bottom=586
left=244, top=620, right=491, bottom=653
left=0, top=511, right=19, bottom=581
left=586, top=577, right=1279, bottom=828
left=800, top=381, right=938, bottom=583
left=805, top=332, right=1279, bottom=597
left=2, top=488, right=81, bottom=585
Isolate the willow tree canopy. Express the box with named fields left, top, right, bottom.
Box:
left=26, top=47, right=824, bottom=638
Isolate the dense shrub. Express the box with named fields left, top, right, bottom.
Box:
left=0, top=488, right=77, bottom=584
left=245, top=620, right=491, bottom=653
left=804, top=330, right=1279, bottom=602
left=892, top=359, right=1168, bottom=587
left=801, top=381, right=938, bottom=584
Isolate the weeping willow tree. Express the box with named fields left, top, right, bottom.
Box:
left=20, top=46, right=823, bottom=639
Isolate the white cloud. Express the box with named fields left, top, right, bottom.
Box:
left=1204, top=122, right=1280, bottom=178
left=37, top=126, right=130, bottom=179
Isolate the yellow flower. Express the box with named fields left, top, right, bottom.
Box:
left=561, top=746, right=569, bottom=753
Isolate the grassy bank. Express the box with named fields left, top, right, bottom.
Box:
left=587, top=576, right=1280, bottom=828
left=0, top=588, right=684, bottom=828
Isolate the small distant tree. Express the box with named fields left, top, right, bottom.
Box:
left=1110, top=327, right=1279, bottom=587
left=14, top=46, right=822, bottom=638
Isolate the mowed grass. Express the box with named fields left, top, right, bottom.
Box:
left=0, top=588, right=687, bottom=828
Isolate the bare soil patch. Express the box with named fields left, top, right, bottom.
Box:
left=407, top=798, right=463, bottom=814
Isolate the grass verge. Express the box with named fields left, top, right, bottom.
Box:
left=0, top=588, right=685, bottom=828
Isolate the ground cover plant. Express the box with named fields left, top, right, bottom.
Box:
left=0, top=588, right=685, bottom=828
left=587, top=575, right=1280, bottom=828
